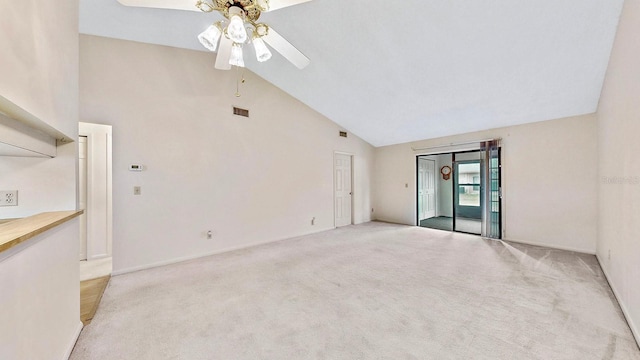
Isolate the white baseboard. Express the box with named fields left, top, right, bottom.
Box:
left=375, top=219, right=412, bottom=226
left=596, top=254, right=640, bottom=348
left=502, top=237, right=596, bottom=255
left=112, top=227, right=334, bottom=276
left=63, top=321, right=83, bottom=360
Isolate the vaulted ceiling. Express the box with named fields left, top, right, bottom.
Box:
left=80, top=0, right=624, bottom=147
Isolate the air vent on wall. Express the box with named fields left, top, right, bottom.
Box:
left=339, top=131, right=347, bottom=138
left=233, top=107, right=249, bottom=117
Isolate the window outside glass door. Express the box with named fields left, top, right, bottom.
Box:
left=454, top=159, right=482, bottom=234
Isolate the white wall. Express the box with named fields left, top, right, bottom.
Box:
left=0, top=142, right=77, bottom=218
left=79, top=35, right=375, bottom=274
left=0, top=0, right=79, bottom=218
left=375, top=144, right=416, bottom=225
left=596, top=0, right=640, bottom=343
left=374, top=114, right=598, bottom=254
left=0, top=220, right=81, bottom=360
left=0, top=1, right=78, bottom=137
left=0, top=1, right=81, bottom=358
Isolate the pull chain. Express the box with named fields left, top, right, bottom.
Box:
left=234, top=66, right=246, bottom=97
left=235, top=66, right=241, bottom=97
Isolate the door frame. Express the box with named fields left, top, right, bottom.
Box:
left=334, top=151, right=354, bottom=228
left=79, top=135, right=88, bottom=260
left=79, top=122, right=113, bottom=260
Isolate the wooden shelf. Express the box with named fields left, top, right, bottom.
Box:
left=0, top=210, right=83, bottom=253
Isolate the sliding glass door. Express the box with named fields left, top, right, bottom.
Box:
left=453, top=154, right=483, bottom=235
left=416, top=140, right=501, bottom=238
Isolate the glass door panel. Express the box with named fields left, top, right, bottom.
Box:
left=454, top=158, right=482, bottom=235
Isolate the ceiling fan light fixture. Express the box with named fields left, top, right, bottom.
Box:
left=252, top=36, right=272, bottom=62
left=119, top=0, right=312, bottom=72
left=229, top=43, right=245, bottom=67
left=227, top=7, right=248, bottom=44
left=197, top=23, right=222, bottom=51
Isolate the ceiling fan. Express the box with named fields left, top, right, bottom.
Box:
left=117, top=0, right=312, bottom=70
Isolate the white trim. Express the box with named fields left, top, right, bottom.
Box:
left=334, top=150, right=355, bottom=156
left=414, top=146, right=481, bottom=157
left=596, top=254, right=640, bottom=348
left=411, top=138, right=500, bottom=153
left=502, top=237, right=596, bottom=255
left=106, top=132, right=113, bottom=257
left=112, top=227, right=333, bottom=276
left=63, top=321, right=83, bottom=360
left=79, top=123, right=113, bottom=260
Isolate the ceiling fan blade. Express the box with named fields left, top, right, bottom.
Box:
left=116, top=0, right=200, bottom=12
left=262, top=27, right=310, bottom=69
left=256, top=0, right=312, bottom=12
left=215, top=36, right=233, bottom=70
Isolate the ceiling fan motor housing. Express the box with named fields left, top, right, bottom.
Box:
left=214, top=0, right=263, bottom=22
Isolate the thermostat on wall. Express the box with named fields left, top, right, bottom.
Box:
left=129, top=164, right=144, bottom=171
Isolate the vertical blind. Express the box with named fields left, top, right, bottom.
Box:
left=481, top=140, right=501, bottom=239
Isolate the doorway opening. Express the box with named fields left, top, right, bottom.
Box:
left=416, top=144, right=501, bottom=238
left=78, top=122, right=113, bottom=279
left=78, top=122, right=113, bottom=325
left=417, top=154, right=453, bottom=231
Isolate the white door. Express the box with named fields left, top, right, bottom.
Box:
left=79, top=136, right=88, bottom=260
left=418, top=158, right=436, bottom=221
left=334, top=153, right=352, bottom=227
left=418, top=158, right=427, bottom=220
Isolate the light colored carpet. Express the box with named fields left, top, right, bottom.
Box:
left=70, top=222, right=640, bottom=359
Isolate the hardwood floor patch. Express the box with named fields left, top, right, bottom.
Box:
left=80, top=275, right=110, bottom=325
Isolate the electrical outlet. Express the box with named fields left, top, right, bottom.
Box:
left=207, top=230, right=213, bottom=239
left=133, top=186, right=141, bottom=195
left=0, top=191, right=18, bottom=206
